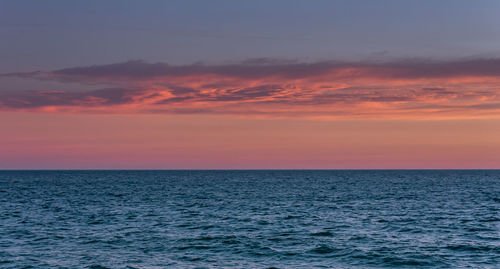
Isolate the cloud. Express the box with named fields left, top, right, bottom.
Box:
left=22, top=58, right=500, bottom=81
left=1, top=58, right=500, bottom=118
left=0, top=88, right=142, bottom=109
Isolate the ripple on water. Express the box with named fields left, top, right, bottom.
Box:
left=310, top=231, right=333, bottom=236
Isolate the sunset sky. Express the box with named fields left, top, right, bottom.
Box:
left=1, top=0, right=500, bottom=169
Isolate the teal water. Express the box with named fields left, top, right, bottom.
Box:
left=0, top=170, right=499, bottom=268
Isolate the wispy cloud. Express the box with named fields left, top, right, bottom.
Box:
left=37, top=58, right=500, bottom=80
left=1, top=58, right=500, bottom=118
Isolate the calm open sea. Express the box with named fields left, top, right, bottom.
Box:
left=0, top=170, right=499, bottom=268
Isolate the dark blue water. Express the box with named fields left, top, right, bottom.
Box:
left=0, top=170, right=499, bottom=268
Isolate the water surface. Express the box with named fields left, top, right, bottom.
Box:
left=0, top=170, right=499, bottom=268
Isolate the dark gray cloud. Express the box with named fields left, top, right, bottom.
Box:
left=0, top=87, right=140, bottom=109
left=31, top=58, right=500, bottom=81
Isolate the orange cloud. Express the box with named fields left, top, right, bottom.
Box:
left=1, top=58, right=500, bottom=119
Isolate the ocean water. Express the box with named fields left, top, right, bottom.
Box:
left=0, top=170, right=499, bottom=269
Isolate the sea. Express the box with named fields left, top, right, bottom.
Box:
left=0, top=170, right=498, bottom=268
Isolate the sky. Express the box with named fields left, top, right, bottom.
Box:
left=1, top=0, right=500, bottom=169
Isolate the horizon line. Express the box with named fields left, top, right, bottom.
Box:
left=1, top=168, right=499, bottom=171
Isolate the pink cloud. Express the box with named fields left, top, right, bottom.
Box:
left=1, top=58, right=500, bottom=118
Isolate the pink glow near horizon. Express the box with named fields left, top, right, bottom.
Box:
left=1, top=113, right=500, bottom=169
